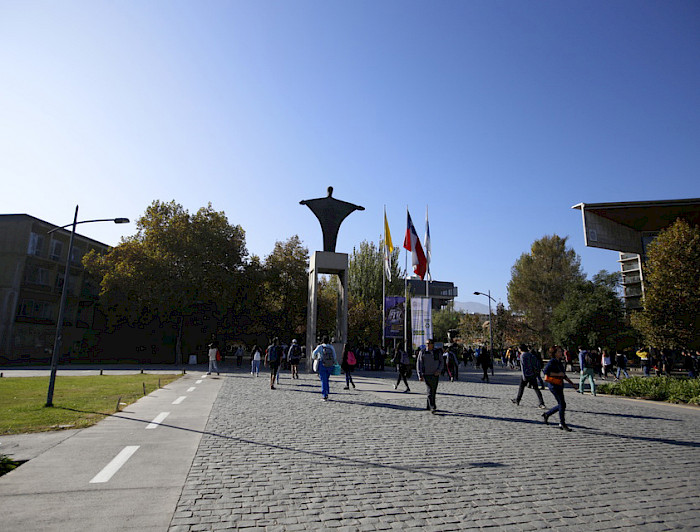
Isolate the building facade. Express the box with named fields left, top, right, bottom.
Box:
left=0, top=214, right=110, bottom=363
left=572, top=198, right=700, bottom=312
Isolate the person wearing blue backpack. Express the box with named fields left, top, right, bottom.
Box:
left=312, top=336, right=337, bottom=401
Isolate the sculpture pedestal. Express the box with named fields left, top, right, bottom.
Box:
left=306, top=251, right=348, bottom=371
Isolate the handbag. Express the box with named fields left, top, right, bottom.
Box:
left=312, top=359, right=319, bottom=372
left=544, top=374, right=563, bottom=386
left=332, top=363, right=342, bottom=376
left=216, top=349, right=221, bottom=362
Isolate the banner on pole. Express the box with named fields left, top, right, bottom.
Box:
left=411, top=296, right=432, bottom=350
left=384, top=296, right=405, bottom=339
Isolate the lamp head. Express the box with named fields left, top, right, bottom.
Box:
left=114, top=218, right=130, bottom=224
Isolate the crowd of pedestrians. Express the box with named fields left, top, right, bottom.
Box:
left=204, top=332, right=699, bottom=434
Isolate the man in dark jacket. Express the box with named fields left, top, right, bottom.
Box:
left=511, top=344, right=546, bottom=408
left=417, top=339, right=444, bottom=414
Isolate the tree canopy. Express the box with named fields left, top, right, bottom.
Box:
left=507, top=235, right=585, bottom=348
left=632, top=219, right=700, bottom=350
left=84, top=200, right=248, bottom=362
left=551, top=271, right=630, bottom=351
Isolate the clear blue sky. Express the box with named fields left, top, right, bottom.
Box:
left=2, top=1, right=699, bottom=307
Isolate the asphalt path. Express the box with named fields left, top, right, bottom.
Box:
left=0, top=368, right=223, bottom=531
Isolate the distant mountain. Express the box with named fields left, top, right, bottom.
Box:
left=453, top=301, right=490, bottom=314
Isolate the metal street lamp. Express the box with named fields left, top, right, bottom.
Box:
left=473, top=290, right=496, bottom=363
left=45, top=205, right=130, bottom=407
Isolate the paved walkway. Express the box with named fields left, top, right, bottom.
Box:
left=169, top=366, right=700, bottom=531
left=1, top=365, right=699, bottom=531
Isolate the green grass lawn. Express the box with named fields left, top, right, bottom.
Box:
left=0, top=374, right=182, bottom=435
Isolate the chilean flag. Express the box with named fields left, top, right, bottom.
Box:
left=403, top=210, right=427, bottom=280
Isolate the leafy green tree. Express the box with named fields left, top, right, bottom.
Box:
left=348, top=295, right=382, bottom=347
left=507, top=235, right=585, bottom=349
left=492, top=303, right=536, bottom=350
left=632, top=219, right=700, bottom=350
left=348, top=240, right=404, bottom=303
left=551, top=271, right=628, bottom=351
left=458, top=312, right=484, bottom=346
left=84, top=200, right=247, bottom=363
left=346, top=240, right=404, bottom=347
left=432, top=307, right=462, bottom=344
left=262, top=236, right=309, bottom=340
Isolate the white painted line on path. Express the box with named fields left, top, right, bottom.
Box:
left=187, top=386, right=196, bottom=392
left=90, top=446, right=139, bottom=484
left=195, top=380, right=203, bottom=384
left=172, top=396, right=186, bottom=405
left=146, top=412, right=170, bottom=429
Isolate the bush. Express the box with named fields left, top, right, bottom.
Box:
left=598, top=376, right=700, bottom=404
left=0, top=454, right=20, bottom=476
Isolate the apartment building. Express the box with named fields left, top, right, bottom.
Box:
left=0, top=214, right=110, bottom=362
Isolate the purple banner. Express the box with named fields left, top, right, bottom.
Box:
left=384, top=296, right=405, bottom=339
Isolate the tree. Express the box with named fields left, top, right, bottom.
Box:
left=84, top=200, right=247, bottom=363
left=507, top=235, right=585, bottom=349
left=262, top=236, right=309, bottom=340
left=458, top=313, right=484, bottom=346
left=432, top=307, right=462, bottom=344
left=348, top=240, right=403, bottom=304
left=632, top=219, right=700, bottom=350
left=551, top=271, right=629, bottom=351
left=346, top=240, right=404, bottom=347
left=491, top=303, right=535, bottom=350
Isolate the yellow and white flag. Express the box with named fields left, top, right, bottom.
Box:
left=383, top=208, right=393, bottom=281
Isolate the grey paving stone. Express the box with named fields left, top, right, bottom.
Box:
left=168, top=367, right=700, bottom=531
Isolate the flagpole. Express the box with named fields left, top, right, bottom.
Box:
left=404, top=206, right=408, bottom=352
left=425, top=205, right=429, bottom=302
left=382, top=207, right=386, bottom=349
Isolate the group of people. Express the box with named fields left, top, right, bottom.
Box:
left=208, top=333, right=697, bottom=434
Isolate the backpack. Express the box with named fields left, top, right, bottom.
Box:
left=584, top=351, right=596, bottom=368
left=347, top=351, right=356, bottom=366
left=268, top=345, right=280, bottom=362
left=289, top=344, right=301, bottom=362
left=321, top=345, right=335, bottom=368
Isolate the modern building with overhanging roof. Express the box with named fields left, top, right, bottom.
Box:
left=572, top=198, right=700, bottom=311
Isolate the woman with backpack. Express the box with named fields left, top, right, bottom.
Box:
left=341, top=344, right=357, bottom=390
left=312, top=336, right=337, bottom=401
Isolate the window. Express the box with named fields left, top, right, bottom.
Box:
left=24, top=265, right=50, bottom=286
left=17, top=300, right=53, bottom=319
left=71, top=245, right=85, bottom=264
left=28, top=232, right=45, bottom=256
left=50, top=239, right=63, bottom=261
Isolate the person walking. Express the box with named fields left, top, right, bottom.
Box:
left=393, top=343, right=411, bottom=392
left=477, top=345, right=490, bottom=383
left=511, top=344, right=546, bottom=409
left=578, top=346, right=597, bottom=396
left=601, top=349, right=614, bottom=380
left=417, top=339, right=444, bottom=414
left=207, top=334, right=220, bottom=375
left=444, top=347, right=459, bottom=382
left=341, top=344, right=357, bottom=390
left=265, top=337, right=283, bottom=390
left=287, top=339, right=302, bottom=379
left=542, top=346, right=576, bottom=431
left=250, top=345, right=262, bottom=376
left=615, top=351, right=630, bottom=380
left=312, top=336, right=337, bottom=401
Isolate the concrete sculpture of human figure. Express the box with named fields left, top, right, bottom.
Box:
left=300, top=186, right=365, bottom=252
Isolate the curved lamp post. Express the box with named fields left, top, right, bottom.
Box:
left=45, top=205, right=129, bottom=407
left=473, top=290, right=496, bottom=362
